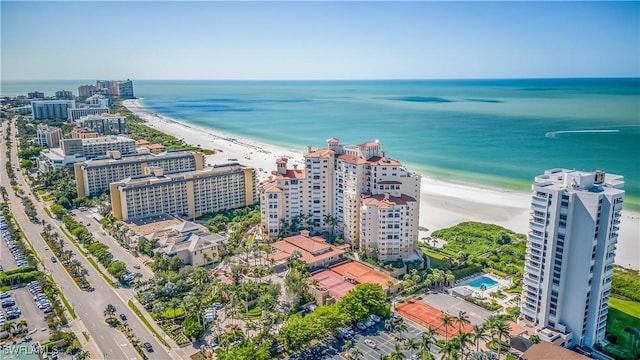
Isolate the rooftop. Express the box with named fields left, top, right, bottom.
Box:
left=521, top=341, right=587, bottom=360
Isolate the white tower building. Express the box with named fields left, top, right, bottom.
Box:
left=519, top=169, right=624, bottom=348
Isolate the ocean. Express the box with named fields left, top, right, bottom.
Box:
left=3, top=78, right=639, bottom=209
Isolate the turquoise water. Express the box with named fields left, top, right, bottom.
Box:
left=468, top=276, right=499, bottom=290
left=2, top=79, right=639, bottom=209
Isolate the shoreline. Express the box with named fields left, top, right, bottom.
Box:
left=122, top=99, right=640, bottom=270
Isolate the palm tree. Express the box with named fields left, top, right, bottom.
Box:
left=441, top=340, right=458, bottom=360
left=456, top=332, right=473, bottom=357
left=441, top=313, right=454, bottom=342
left=419, top=328, right=436, bottom=360
left=103, top=304, right=116, bottom=319
left=385, top=319, right=396, bottom=332
left=471, top=325, right=489, bottom=353
left=16, top=319, right=27, bottom=333
left=479, top=284, right=487, bottom=298
left=489, top=316, right=510, bottom=360
left=348, top=347, right=363, bottom=360
left=405, top=337, right=418, bottom=359
left=394, top=320, right=408, bottom=339
left=4, top=321, right=16, bottom=336
left=391, top=343, right=406, bottom=360
left=456, top=311, right=471, bottom=336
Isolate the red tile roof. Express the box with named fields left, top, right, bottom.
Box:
left=362, top=194, right=417, bottom=209
left=269, top=234, right=345, bottom=266
left=331, top=262, right=398, bottom=289
left=367, top=156, right=402, bottom=166
left=337, top=154, right=368, bottom=165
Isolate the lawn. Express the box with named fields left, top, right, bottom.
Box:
left=604, top=298, right=640, bottom=360
left=161, top=306, right=185, bottom=319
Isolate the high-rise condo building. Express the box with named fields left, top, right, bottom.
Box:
left=110, top=164, right=257, bottom=220
left=74, top=150, right=205, bottom=197
left=31, top=100, right=76, bottom=120
left=36, top=124, right=63, bottom=148
left=519, top=169, right=624, bottom=348
left=260, top=138, right=421, bottom=261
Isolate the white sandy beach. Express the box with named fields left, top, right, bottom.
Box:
left=122, top=99, right=640, bottom=270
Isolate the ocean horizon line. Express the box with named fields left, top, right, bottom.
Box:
left=3, top=76, right=639, bottom=82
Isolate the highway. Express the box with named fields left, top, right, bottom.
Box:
left=1, top=119, right=177, bottom=359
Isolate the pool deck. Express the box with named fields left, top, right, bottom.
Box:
left=453, top=273, right=512, bottom=300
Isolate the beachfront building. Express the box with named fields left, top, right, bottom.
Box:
left=31, top=100, right=76, bottom=120
left=110, top=164, right=257, bottom=220
left=36, top=124, right=63, bottom=148
left=361, top=193, right=419, bottom=261
left=67, top=107, right=110, bottom=121
left=74, top=150, right=205, bottom=197
left=519, top=169, right=624, bottom=348
left=28, top=91, right=45, bottom=99
left=75, top=114, right=127, bottom=135
left=55, top=90, right=73, bottom=99
left=60, top=136, right=137, bottom=159
left=260, top=138, right=421, bottom=261
left=85, top=94, right=110, bottom=108
left=78, top=85, right=98, bottom=97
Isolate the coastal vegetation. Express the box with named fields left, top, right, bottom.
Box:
left=602, top=268, right=640, bottom=360
left=111, top=100, right=215, bottom=154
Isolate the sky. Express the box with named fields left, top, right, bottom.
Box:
left=1, top=1, right=639, bottom=80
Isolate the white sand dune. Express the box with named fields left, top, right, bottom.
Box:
left=123, top=99, right=640, bottom=270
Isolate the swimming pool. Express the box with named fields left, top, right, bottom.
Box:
left=467, top=276, right=499, bottom=290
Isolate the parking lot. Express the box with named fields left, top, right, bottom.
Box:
left=291, top=317, right=429, bottom=360
left=6, top=287, right=50, bottom=343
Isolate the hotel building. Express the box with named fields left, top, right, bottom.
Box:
left=75, top=114, right=127, bottom=135
left=31, top=100, right=76, bottom=120
left=68, top=107, right=110, bottom=121
left=519, top=169, right=624, bottom=348
left=110, top=164, right=257, bottom=220
left=74, top=150, right=205, bottom=197
left=36, top=124, right=63, bottom=148
left=60, top=136, right=137, bottom=159
left=260, top=138, right=421, bottom=261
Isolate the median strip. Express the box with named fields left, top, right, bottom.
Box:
left=128, top=299, right=170, bottom=347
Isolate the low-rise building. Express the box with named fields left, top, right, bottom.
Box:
left=268, top=230, right=346, bottom=270
left=38, top=148, right=86, bottom=172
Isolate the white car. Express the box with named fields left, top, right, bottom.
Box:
left=364, top=339, right=377, bottom=348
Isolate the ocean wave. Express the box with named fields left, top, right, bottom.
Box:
left=545, top=129, right=620, bottom=138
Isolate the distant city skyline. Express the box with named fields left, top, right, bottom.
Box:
left=1, top=1, right=638, bottom=80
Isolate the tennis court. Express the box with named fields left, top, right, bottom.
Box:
left=396, top=300, right=473, bottom=337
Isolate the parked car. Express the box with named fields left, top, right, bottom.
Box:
left=364, top=339, right=377, bottom=348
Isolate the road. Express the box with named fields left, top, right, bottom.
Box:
left=70, top=208, right=154, bottom=281
left=0, top=119, right=175, bottom=359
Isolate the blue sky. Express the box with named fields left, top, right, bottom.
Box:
left=1, top=1, right=639, bottom=80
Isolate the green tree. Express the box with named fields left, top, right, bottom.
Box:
left=103, top=304, right=116, bottom=319
left=183, top=314, right=204, bottom=340
left=340, top=283, right=389, bottom=322
left=405, top=337, right=418, bottom=359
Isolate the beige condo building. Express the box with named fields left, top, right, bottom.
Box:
left=111, top=164, right=257, bottom=221
left=260, top=138, right=421, bottom=261
left=74, top=150, right=205, bottom=197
